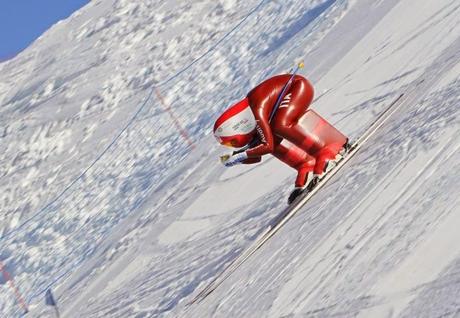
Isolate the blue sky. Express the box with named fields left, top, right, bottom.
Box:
left=0, top=0, right=89, bottom=61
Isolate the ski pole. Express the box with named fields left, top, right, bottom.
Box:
left=269, top=61, right=305, bottom=123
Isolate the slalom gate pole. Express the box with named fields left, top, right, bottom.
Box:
left=268, top=61, right=305, bottom=123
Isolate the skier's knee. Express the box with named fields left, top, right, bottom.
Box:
left=272, top=120, right=291, bottom=135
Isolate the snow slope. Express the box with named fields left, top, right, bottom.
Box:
left=1, top=0, right=460, bottom=317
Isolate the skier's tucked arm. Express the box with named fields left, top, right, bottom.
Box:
left=223, top=141, right=261, bottom=165
left=245, top=109, right=274, bottom=158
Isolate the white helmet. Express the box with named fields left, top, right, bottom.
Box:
left=213, top=98, right=257, bottom=148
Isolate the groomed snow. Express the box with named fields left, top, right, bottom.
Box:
left=1, top=0, right=459, bottom=317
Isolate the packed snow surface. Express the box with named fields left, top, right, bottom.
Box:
left=1, top=0, right=459, bottom=317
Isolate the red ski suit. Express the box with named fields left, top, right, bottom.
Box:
left=243, top=74, right=348, bottom=187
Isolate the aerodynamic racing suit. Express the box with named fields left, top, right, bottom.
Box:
left=243, top=74, right=348, bottom=188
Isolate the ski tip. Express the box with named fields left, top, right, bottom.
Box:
left=298, top=61, right=305, bottom=69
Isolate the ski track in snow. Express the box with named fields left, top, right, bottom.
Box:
left=1, top=0, right=460, bottom=317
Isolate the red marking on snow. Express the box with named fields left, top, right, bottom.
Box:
left=155, top=88, right=196, bottom=150
left=0, top=261, right=29, bottom=314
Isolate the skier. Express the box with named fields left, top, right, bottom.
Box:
left=213, top=74, right=349, bottom=204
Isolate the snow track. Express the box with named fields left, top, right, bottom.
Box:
left=1, top=0, right=460, bottom=317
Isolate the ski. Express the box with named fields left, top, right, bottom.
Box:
left=189, top=93, right=405, bottom=306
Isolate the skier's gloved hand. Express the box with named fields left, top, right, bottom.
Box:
left=220, top=152, right=248, bottom=167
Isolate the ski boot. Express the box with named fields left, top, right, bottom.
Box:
left=342, top=139, right=352, bottom=155
left=288, top=187, right=304, bottom=205
left=288, top=172, right=316, bottom=205
left=288, top=174, right=321, bottom=204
